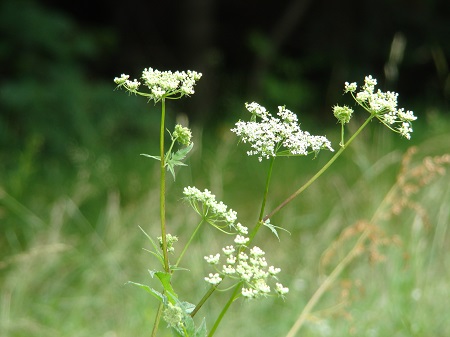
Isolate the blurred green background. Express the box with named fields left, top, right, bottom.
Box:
left=1, top=0, right=449, bottom=336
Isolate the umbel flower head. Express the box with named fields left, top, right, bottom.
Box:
left=183, top=186, right=238, bottom=232
left=231, top=102, right=334, bottom=161
left=114, top=68, right=202, bottom=103
left=342, top=75, right=417, bottom=139
left=204, top=230, right=289, bottom=300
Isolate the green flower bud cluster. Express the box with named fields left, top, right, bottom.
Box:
left=173, top=124, right=192, bottom=146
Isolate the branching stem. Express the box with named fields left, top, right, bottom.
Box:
left=263, top=115, right=374, bottom=221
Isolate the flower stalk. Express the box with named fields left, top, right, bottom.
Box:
left=159, top=98, right=170, bottom=273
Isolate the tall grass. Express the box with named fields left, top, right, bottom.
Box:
left=1, top=116, right=449, bottom=336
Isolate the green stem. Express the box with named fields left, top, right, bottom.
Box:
left=152, top=99, right=170, bottom=337
left=175, top=220, right=204, bottom=267
left=249, top=156, right=275, bottom=243
left=339, top=123, right=345, bottom=147
left=263, top=115, right=374, bottom=222
left=208, top=282, right=242, bottom=337
left=191, top=284, right=218, bottom=318
left=151, top=302, right=163, bottom=337
left=160, top=98, right=170, bottom=273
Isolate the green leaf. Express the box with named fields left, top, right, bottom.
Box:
left=195, top=318, right=207, bottom=337
left=262, top=220, right=291, bottom=242
left=155, top=271, right=178, bottom=304
left=140, top=153, right=161, bottom=161
left=179, top=301, right=196, bottom=314
left=172, top=142, right=194, bottom=161
left=139, top=226, right=165, bottom=268
left=165, top=143, right=194, bottom=181
left=183, top=315, right=196, bottom=336
left=126, top=281, right=166, bottom=303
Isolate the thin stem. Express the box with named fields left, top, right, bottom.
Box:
left=249, top=156, right=276, bottom=243
left=259, top=156, right=275, bottom=222
left=285, top=228, right=371, bottom=337
left=191, top=284, right=218, bottom=318
left=175, top=220, right=204, bottom=267
left=160, top=98, right=170, bottom=273
left=151, top=302, right=164, bottom=337
left=263, top=115, right=375, bottom=222
left=208, top=282, right=242, bottom=337
left=152, top=99, right=169, bottom=337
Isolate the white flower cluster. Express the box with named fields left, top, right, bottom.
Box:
left=344, top=75, right=417, bottom=139
left=114, top=68, right=202, bottom=102
left=204, top=225, right=289, bottom=299
left=231, top=102, right=333, bottom=161
left=183, top=186, right=238, bottom=231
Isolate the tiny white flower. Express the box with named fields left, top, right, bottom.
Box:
left=114, top=73, right=129, bottom=84
left=204, top=273, right=222, bottom=285
left=250, top=246, right=265, bottom=257
left=204, top=253, right=220, bottom=265
left=344, top=81, right=357, bottom=93
left=268, top=266, right=281, bottom=275
left=227, top=255, right=237, bottom=264
left=222, top=265, right=236, bottom=275
left=398, top=122, right=413, bottom=139
left=242, top=287, right=257, bottom=299
left=222, top=245, right=235, bottom=255
left=238, top=252, right=249, bottom=260
left=275, top=282, right=289, bottom=296
left=398, top=108, right=417, bottom=122
left=254, top=279, right=271, bottom=295
left=236, top=223, right=248, bottom=234
left=234, top=235, right=250, bottom=245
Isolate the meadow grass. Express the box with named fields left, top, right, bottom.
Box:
left=1, top=114, right=449, bottom=336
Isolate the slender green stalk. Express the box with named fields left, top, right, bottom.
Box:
left=175, top=220, right=204, bottom=267
left=249, top=156, right=275, bottom=242
left=159, top=98, right=170, bottom=273
left=151, top=302, right=164, bottom=337
left=152, top=99, right=169, bottom=336
left=191, top=285, right=217, bottom=318
left=208, top=282, right=242, bottom=337
left=263, top=115, right=375, bottom=222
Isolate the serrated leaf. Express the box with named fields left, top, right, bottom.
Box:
left=165, top=143, right=194, bottom=181
left=172, top=142, right=193, bottom=161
